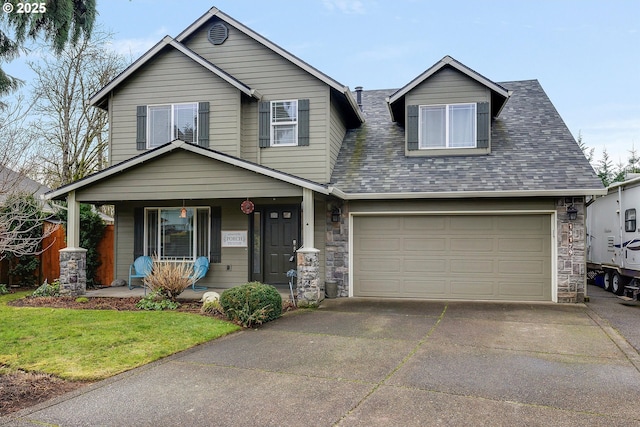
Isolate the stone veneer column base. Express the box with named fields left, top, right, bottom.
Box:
left=59, top=247, right=88, bottom=297
left=296, top=248, right=323, bottom=307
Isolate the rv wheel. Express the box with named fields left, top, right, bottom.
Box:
left=612, top=273, right=628, bottom=296
left=603, top=271, right=613, bottom=292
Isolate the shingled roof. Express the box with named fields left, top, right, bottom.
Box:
left=330, top=80, right=604, bottom=196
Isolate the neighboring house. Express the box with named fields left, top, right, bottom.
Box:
left=0, top=165, right=51, bottom=207
left=45, top=7, right=605, bottom=303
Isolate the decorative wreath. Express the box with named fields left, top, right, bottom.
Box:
left=241, top=199, right=255, bottom=214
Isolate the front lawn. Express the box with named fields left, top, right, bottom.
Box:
left=0, top=292, right=240, bottom=381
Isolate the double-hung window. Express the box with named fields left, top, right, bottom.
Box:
left=270, top=100, right=298, bottom=146
left=419, top=103, right=476, bottom=149
left=148, top=103, right=198, bottom=148
left=144, top=207, right=210, bottom=261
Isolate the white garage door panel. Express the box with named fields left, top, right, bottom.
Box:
left=353, top=214, right=551, bottom=301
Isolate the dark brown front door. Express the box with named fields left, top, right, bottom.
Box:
left=263, top=206, right=299, bottom=285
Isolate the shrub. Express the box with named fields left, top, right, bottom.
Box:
left=75, top=297, right=89, bottom=303
left=201, top=299, right=224, bottom=316
left=143, top=259, right=192, bottom=300
left=220, top=282, right=282, bottom=327
left=136, top=291, right=180, bottom=311
left=0, top=284, right=8, bottom=295
left=32, top=279, right=61, bottom=297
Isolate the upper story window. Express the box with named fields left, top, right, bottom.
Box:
left=271, top=100, right=298, bottom=146
left=136, top=102, right=208, bottom=151
left=419, top=103, right=476, bottom=149
left=259, top=99, right=309, bottom=148
left=625, top=208, right=636, bottom=232
left=148, top=103, right=198, bottom=148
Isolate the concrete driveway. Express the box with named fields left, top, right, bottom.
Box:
left=2, top=299, right=640, bottom=426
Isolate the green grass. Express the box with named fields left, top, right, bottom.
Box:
left=0, top=292, right=240, bottom=381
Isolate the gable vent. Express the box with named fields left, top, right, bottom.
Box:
left=208, top=23, right=228, bottom=45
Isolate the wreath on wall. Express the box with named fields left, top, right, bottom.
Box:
left=241, top=199, right=254, bottom=214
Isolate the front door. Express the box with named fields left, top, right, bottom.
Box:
left=261, top=206, right=299, bottom=285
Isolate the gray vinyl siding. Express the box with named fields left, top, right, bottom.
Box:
left=314, top=198, right=327, bottom=283
left=328, top=95, right=347, bottom=176
left=114, top=200, right=250, bottom=289
left=109, top=48, right=241, bottom=165
left=240, top=97, right=258, bottom=163
left=406, top=67, right=490, bottom=105
left=184, top=19, right=331, bottom=183
left=405, top=67, right=491, bottom=153
left=76, top=150, right=302, bottom=202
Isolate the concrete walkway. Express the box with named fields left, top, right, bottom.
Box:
left=2, top=298, right=640, bottom=426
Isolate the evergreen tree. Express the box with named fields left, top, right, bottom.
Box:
left=0, top=0, right=96, bottom=101
left=596, top=148, right=615, bottom=187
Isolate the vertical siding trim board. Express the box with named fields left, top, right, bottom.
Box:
left=259, top=101, right=270, bottom=148
left=298, top=99, right=310, bottom=146
left=476, top=101, right=490, bottom=148
left=198, top=101, right=210, bottom=148
left=407, top=105, right=419, bottom=151
left=136, top=106, right=147, bottom=150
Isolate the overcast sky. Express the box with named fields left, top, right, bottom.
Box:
left=6, top=0, right=639, bottom=166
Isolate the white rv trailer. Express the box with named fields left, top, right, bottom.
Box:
left=587, top=175, right=640, bottom=300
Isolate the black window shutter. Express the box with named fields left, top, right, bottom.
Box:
left=407, top=105, right=419, bottom=150
left=136, top=106, right=147, bottom=150
left=476, top=102, right=490, bottom=148
left=298, top=99, right=310, bottom=146
left=198, top=102, right=210, bottom=148
left=259, top=101, right=270, bottom=148
left=133, top=207, right=144, bottom=259
left=210, top=206, right=222, bottom=263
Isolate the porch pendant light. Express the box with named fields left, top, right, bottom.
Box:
left=180, top=200, right=187, bottom=218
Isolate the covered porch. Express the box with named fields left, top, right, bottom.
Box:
left=43, top=140, right=331, bottom=306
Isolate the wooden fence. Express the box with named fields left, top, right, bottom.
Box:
left=40, top=222, right=115, bottom=286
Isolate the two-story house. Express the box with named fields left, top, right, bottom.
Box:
left=45, top=6, right=605, bottom=304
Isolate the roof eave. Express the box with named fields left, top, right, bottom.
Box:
left=328, top=187, right=608, bottom=200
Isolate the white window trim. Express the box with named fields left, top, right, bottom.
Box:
left=418, top=102, right=477, bottom=149
left=143, top=206, right=211, bottom=262
left=147, top=102, right=198, bottom=149
left=270, top=99, right=298, bottom=147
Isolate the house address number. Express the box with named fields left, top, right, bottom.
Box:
left=222, top=231, right=247, bottom=247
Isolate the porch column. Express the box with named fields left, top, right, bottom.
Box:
left=297, top=188, right=322, bottom=307
left=59, top=190, right=87, bottom=296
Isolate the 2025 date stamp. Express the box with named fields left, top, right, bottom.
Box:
left=3, top=2, right=47, bottom=14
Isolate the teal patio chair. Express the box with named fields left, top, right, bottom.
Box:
left=187, top=256, right=210, bottom=291
left=128, top=256, right=153, bottom=290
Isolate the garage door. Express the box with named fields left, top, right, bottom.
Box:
left=353, top=214, right=552, bottom=301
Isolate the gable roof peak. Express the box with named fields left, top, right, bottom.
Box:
left=386, top=55, right=511, bottom=121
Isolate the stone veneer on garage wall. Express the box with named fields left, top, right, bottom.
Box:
left=556, top=197, right=587, bottom=303
left=325, top=201, right=349, bottom=297
left=325, top=198, right=588, bottom=303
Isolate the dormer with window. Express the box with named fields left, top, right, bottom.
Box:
left=387, top=56, right=510, bottom=157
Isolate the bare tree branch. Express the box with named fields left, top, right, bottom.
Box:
left=0, top=193, right=54, bottom=260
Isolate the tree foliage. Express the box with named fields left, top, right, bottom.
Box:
left=57, top=203, right=105, bottom=287
left=0, top=0, right=96, bottom=101
left=0, top=192, right=52, bottom=260
left=29, top=31, right=126, bottom=186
